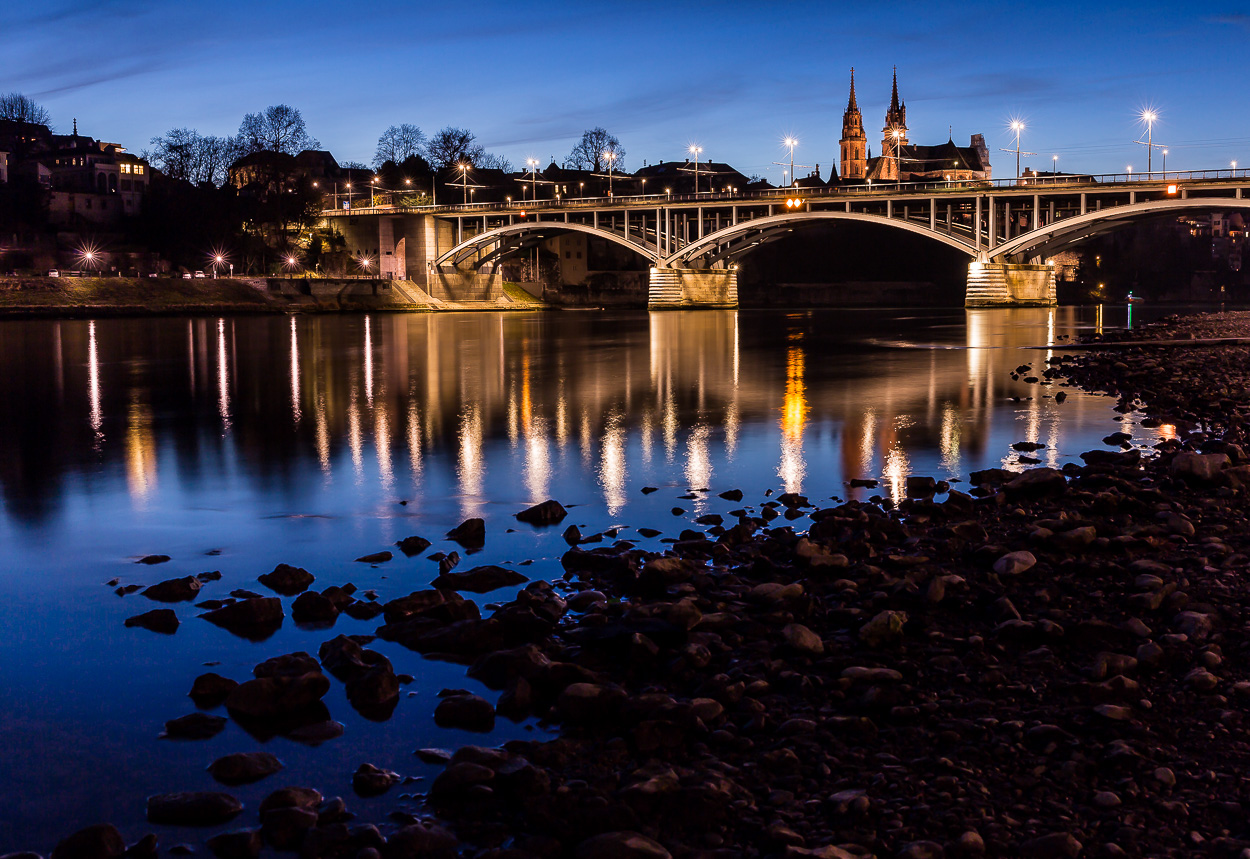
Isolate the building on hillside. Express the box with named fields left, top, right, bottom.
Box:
left=631, top=160, right=752, bottom=196
left=40, top=121, right=150, bottom=225
left=838, top=68, right=991, bottom=184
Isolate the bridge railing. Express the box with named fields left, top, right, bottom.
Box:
left=323, top=168, right=1250, bottom=218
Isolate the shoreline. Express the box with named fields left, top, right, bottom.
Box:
left=28, top=309, right=1250, bottom=859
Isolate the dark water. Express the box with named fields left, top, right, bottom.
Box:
left=0, top=306, right=1154, bottom=850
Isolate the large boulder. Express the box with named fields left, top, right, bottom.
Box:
left=257, top=564, right=314, bottom=596
left=201, top=598, right=283, bottom=640
left=446, top=518, right=485, bottom=549
left=146, top=792, right=243, bottom=826
left=141, top=576, right=202, bottom=603
left=50, top=824, right=125, bottom=859
left=124, top=609, right=179, bottom=634
left=207, top=752, right=284, bottom=785
left=431, top=565, right=529, bottom=594
left=515, top=500, right=568, bottom=526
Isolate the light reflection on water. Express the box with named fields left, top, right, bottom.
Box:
left=0, top=305, right=1156, bottom=850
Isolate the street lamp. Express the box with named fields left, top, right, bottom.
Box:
left=604, top=150, right=618, bottom=196
left=1140, top=109, right=1157, bottom=175
left=891, top=128, right=902, bottom=182
left=1052, top=154, right=1058, bottom=179
left=213, top=254, right=225, bottom=279
left=458, top=162, right=469, bottom=204
left=1162, top=149, right=1168, bottom=174
left=526, top=158, right=539, bottom=201
left=370, top=177, right=378, bottom=207
left=1010, top=120, right=1024, bottom=179
left=688, top=145, right=702, bottom=194
left=783, top=137, right=797, bottom=188
left=1234, top=160, right=1239, bottom=177
left=285, top=254, right=299, bottom=273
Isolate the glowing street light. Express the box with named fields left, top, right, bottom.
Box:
left=212, top=253, right=226, bottom=279
left=783, top=136, right=798, bottom=188
left=458, top=162, right=470, bottom=204
left=1052, top=154, right=1059, bottom=178
left=284, top=254, right=300, bottom=272
left=1162, top=149, right=1168, bottom=174
left=1137, top=109, right=1163, bottom=175
left=526, top=158, right=539, bottom=200
left=604, top=150, right=618, bottom=196
left=1009, top=120, right=1025, bottom=179
left=688, top=145, right=702, bottom=194
left=890, top=128, right=902, bottom=182
left=370, top=176, right=378, bottom=207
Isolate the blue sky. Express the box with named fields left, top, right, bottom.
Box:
left=4, top=0, right=1248, bottom=181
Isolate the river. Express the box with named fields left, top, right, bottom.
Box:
left=0, top=305, right=1155, bottom=850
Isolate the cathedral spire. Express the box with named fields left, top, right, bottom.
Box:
left=889, top=66, right=900, bottom=114
left=847, top=67, right=858, bottom=112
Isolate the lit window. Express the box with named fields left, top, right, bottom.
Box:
left=120, top=164, right=130, bottom=174
left=135, top=165, right=144, bottom=175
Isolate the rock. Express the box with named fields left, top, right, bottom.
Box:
left=897, top=842, right=945, bottom=859
left=1093, top=791, right=1121, bottom=808
left=431, top=565, right=528, bottom=593
left=954, top=831, right=986, bottom=857
left=994, top=551, right=1037, bottom=576
left=201, top=597, right=284, bottom=640
left=50, top=824, right=125, bottom=859
left=146, top=792, right=243, bottom=826
left=137, top=555, right=171, bottom=565
left=257, top=564, right=314, bottom=596
left=258, top=787, right=322, bottom=815
left=205, top=829, right=261, bottom=859
left=515, top=499, right=568, bottom=525
left=380, top=823, right=459, bottom=859
left=395, top=535, right=431, bottom=556
left=355, top=551, right=392, bottom=564
left=125, top=609, right=179, bottom=634
left=142, top=577, right=202, bottom=603
left=859, top=610, right=908, bottom=648
left=1019, top=833, right=1081, bottom=858
left=905, top=476, right=938, bottom=497
left=1012, top=441, right=1046, bottom=451
left=258, top=806, right=317, bottom=850
left=574, top=831, right=671, bottom=859
left=207, top=752, right=284, bottom=785
left=291, top=591, right=339, bottom=625
left=225, top=671, right=329, bottom=719
left=433, top=694, right=495, bottom=732
left=446, top=518, right=485, bottom=548
left=161, top=712, right=227, bottom=740
left=189, top=673, right=238, bottom=708
left=782, top=623, right=824, bottom=655
left=352, top=763, right=400, bottom=797
left=1174, top=611, right=1214, bottom=640
left=719, top=489, right=744, bottom=501
left=1003, top=467, right=1067, bottom=498
left=1171, top=451, right=1230, bottom=483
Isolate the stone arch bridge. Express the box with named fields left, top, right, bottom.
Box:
left=320, top=173, right=1250, bottom=308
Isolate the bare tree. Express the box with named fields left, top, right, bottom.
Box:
left=567, top=127, right=625, bottom=172
left=237, top=105, right=319, bottom=156
left=149, top=129, right=240, bottom=186
left=427, top=127, right=484, bottom=169
left=0, top=92, right=51, bottom=126
left=374, top=124, right=427, bottom=168
left=478, top=152, right=514, bottom=173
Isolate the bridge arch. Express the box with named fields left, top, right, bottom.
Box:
left=434, top=220, right=657, bottom=268
left=663, top=210, right=980, bottom=267
left=994, top=197, right=1250, bottom=262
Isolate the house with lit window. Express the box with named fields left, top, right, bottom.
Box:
left=37, top=121, right=150, bottom=225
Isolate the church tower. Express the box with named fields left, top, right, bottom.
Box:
left=839, top=68, right=867, bottom=180
left=881, top=66, right=909, bottom=181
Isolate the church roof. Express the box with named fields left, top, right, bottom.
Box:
left=898, top=140, right=989, bottom=173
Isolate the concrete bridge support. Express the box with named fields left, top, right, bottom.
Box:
left=964, top=262, right=1056, bottom=307
left=648, top=267, right=739, bottom=309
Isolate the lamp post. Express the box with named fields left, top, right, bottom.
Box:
left=1162, top=149, right=1168, bottom=174
left=604, top=150, right=617, bottom=196
left=1234, top=160, right=1239, bottom=178
left=1010, top=120, right=1024, bottom=179
left=527, top=158, right=539, bottom=201
left=688, top=145, right=702, bottom=194
left=370, top=177, right=377, bottom=207
left=1140, top=110, right=1157, bottom=175
left=1052, top=154, right=1058, bottom=179
left=784, top=137, right=797, bottom=187
left=214, top=254, right=225, bottom=279
left=891, top=128, right=902, bottom=182
left=459, top=162, right=469, bottom=204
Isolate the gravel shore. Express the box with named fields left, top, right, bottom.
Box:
left=35, top=310, right=1250, bottom=859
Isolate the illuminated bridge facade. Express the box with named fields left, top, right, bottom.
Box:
left=320, top=171, right=1250, bottom=308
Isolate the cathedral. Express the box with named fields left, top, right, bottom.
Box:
left=837, top=68, right=991, bottom=184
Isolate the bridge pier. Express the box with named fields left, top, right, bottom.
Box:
left=648, top=267, right=739, bottom=309
left=965, top=261, right=1056, bottom=307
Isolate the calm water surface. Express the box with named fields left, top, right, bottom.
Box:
left=0, top=306, right=1152, bottom=849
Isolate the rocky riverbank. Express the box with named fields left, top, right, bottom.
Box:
left=28, top=311, right=1250, bottom=859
